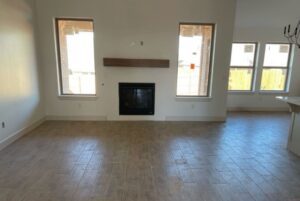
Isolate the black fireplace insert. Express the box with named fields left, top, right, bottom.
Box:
left=119, top=83, right=155, bottom=115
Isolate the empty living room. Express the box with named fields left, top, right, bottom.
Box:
left=1, top=0, right=300, bottom=200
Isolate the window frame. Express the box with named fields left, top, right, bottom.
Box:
left=228, top=42, right=259, bottom=93
left=259, top=43, right=293, bottom=93
left=54, top=18, right=96, bottom=97
left=176, top=22, right=216, bottom=98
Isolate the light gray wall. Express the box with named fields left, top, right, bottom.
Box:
left=227, top=0, right=300, bottom=111
left=0, top=0, right=45, bottom=142
left=35, top=0, right=237, bottom=121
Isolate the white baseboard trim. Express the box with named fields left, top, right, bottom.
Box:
left=0, top=117, right=46, bottom=151
left=46, top=115, right=107, bottom=121
left=227, top=107, right=289, bottom=112
left=165, top=116, right=226, bottom=122
left=46, top=115, right=225, bottom=122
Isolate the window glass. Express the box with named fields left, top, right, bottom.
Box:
left=56, top=19, right=96, bottom=95
left=260, top=69, right=287, bottom=91
left=228, top=43, right=257, bottom=91
left=230, top=43, right=256, bottom=66
left=176, top=24, right=214, bottom=96
left=263, top=44, right=290, bottom=67
left=260, top=43, right=291, bottom=91
left=228, top=68, right=253, bottom=91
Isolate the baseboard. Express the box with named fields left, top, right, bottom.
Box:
left=227, top=107, right=289, bottom=112
left=165, top=116, right=226, bottom=122
left=46, top=115, right=107, bottom=121
left=46, top=115, right=225, bottom=122
left=0, top=117, right=46, bottom=151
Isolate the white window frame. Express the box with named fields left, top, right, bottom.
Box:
left=228, top=42, right=258, bottom=93
left=55, top=18, right=97, bottom=97
left=176, top=22, right=216, bottom=98
left=259, top=43, right=293, bottom=93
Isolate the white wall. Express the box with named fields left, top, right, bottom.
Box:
left=0, top=0, right=44, bottom=143
left=35, top=0, right=236, bottom=121
left=227, top=0, right=300, bottom=111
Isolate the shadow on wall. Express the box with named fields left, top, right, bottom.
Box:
left=0, top=0, right=43, bottom=141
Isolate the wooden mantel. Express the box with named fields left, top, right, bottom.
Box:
left=103, top=58, right=170, bottom=68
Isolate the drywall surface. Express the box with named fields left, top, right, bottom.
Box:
left=0, top=0, right=44, bottom=142
left=36, top=0, right=236, bottom=121
left=228, top=0, right=300, bottom=111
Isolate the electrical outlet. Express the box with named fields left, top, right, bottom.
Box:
left=2, top=122, right=5, bottom=128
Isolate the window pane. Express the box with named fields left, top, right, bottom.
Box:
left=230, top=43, right=256, bottom=66
left=263, top=44, right=290, bottom=67
left=260, top=69, right=287, bottom=91
left=56, top=19, right=96, bottom=95
left=176, top=24, right=213, bottom=96
left=228, top=68, right=253, bottom=91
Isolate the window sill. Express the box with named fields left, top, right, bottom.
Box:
left=258, top=91, right=289, bottom=95
left=175, top=96, right=213, bottom=102
left=228, top=91, right=290, bottom=96
left=228, top=91, right=255, bottom=95
left=58, top=95, right=98, bottom=101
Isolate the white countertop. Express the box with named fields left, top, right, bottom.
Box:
left=276, top=96, right=300, bottom=106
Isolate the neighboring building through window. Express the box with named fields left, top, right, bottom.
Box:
left=228, top=43, right=257, bottom=91
left=260, top=43, right=292, bottom=91
left=55, top=18, right=96, bottom=95
left=176, top=23, right=214, bottom=97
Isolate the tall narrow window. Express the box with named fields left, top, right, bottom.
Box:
left=176, top=23, right=214, bottom=97
left=228, top=43, right=257, bottom=91
left=55, top=19, right=96, bottom=95
left=260, top=43, right=292, bottom=91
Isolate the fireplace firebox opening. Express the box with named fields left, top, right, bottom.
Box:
left=119, top=83, right=155, bottom=115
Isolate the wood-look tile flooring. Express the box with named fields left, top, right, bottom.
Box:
left=1, top=112, right=300, bottom=201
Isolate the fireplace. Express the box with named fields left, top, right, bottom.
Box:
left=119, top=83, right=155, bottom=115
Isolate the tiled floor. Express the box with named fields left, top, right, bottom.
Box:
left=1, top=112, right=300, bottom=201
